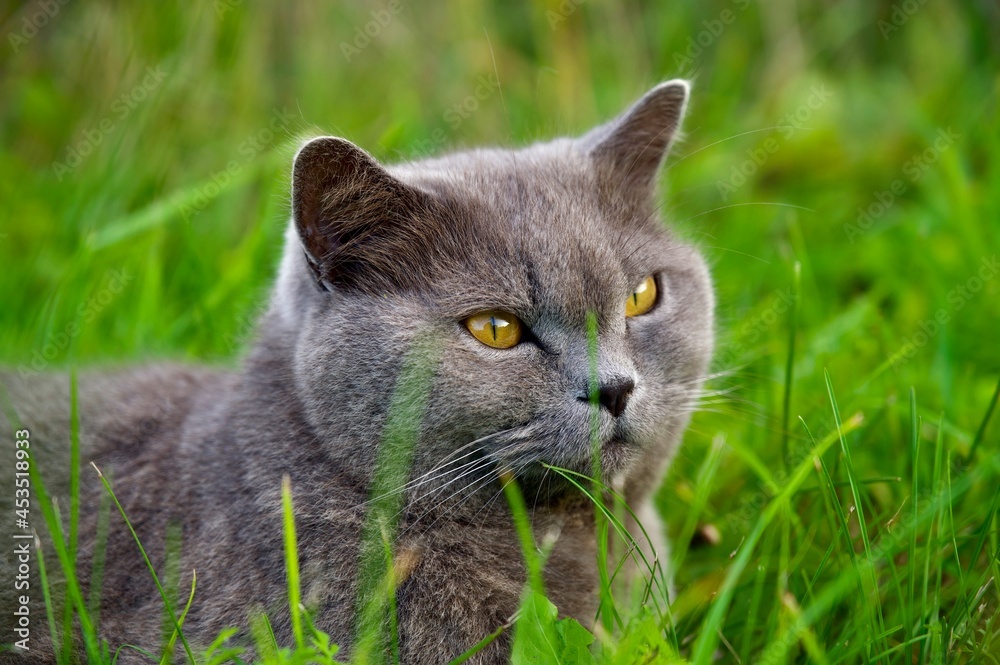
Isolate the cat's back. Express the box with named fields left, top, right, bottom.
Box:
left=0, top=364, right=234, bottom=486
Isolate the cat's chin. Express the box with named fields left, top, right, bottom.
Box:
left=599, top=438, right=640, bottom=484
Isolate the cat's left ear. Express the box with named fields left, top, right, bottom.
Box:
left=290, top=136, right=432, bottom=293
left=582, top=80, right=689, bottom=198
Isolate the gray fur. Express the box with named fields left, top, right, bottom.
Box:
left=0, top=80, right=713, bottom=663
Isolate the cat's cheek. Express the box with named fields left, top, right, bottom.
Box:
left=626, top=314, right=683, bottom=370
left=432, top=338, right=551, bottom=430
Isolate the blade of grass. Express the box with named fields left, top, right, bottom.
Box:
left=501, top=469, right=543, bottom=590
left=353, top=339, right=438, bottom=665
left=585, top=310, right=621, bottom=634
left=30, top=459, right=101, bottom=662
left=689, top=410, right=859, bottom=662
left=965, top=375, right=999, bottom=464
left=920, top=410, right=946, bottom=662
left=542, top=465, right=668, bottom=616
left=88, top=475, right=112, bottom=634
left=33, top=531, right=62, bottom=660
left=249, top=613, right=280, bottom=662
left=160, top=522, right=183, bottom=661
left=810, top=423, right=871, bottom=657
left=671, top=434, right=725, bottom=574
left=739, top=526, right=775, bottom=664
left=928, top=416, right=947, bottom=661
left=824, top=369, right=888, bottom=658
left=281, top=474, right=304, bottom=649
left=112, top=644, right=160, bottom=664
left=86, top=148, right=288, bottom=250
left=201, top=628, right=243, bottom=665
left=777, top=501, right=793, bottom=654
left=909, top=387, right=920, bottom=664
left=945, top=447, right=965, bottom=594
left=161, top=571, right=198, bottom=665
left=91, top=462, right=197, bottom=665
left=448, top=617, right=514, bottom=665
left=969, top=586, right=1000, bottom=662
left=384, top=531, right=400, bottom=665
left=538, top=463, right=679, bottom=648
left=60, top=369, right=82, bottom=664
left=780, top=261, right=801, bottom=472
left=808, top=418, right=851, bottom=594
left=781, top=591, right=829, bottom=665
left=964, top=489, right=1000, bottom=585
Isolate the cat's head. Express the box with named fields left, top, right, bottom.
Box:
left=272, top=81, right=713, bottom=507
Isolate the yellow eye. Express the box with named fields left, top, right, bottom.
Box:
left=625, top=276, right=657, bottom=317
left=465, top=311, right=523, bottom=349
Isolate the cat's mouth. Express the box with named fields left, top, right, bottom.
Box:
left=595, top=437, right=641, bottom=480
left=486, top=422, right=642, bottom=489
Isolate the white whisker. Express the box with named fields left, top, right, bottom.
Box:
left=362, top=426, right=522, bottom=506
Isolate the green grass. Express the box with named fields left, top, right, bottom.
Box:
left=2, top=0, right=999, bottom=662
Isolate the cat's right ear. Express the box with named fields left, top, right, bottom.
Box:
left=582, top=80, right=690, bottom=199
left=291, top=136, right=427, bottom=292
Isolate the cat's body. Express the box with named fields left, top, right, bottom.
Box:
left=1, top=81, right=713, bottom=663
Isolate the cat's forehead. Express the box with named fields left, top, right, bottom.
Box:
left=391, top=144, right=679, bottom=321
left=397, top=142, right=596, bottom=209
left=394, top=142, right=663, bottom=245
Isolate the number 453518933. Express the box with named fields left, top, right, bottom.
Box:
left=14, top=429, right=30, bottom=529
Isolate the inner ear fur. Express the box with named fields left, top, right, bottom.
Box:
left=582, top=80, right=690, bottom=198
left=291, top=136, right=431, bottom=291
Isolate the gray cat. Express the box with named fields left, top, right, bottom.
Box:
left=1, top=80, right=714, bottom=663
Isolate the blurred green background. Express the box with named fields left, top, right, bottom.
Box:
left=1, top=0, right=998, bottom=661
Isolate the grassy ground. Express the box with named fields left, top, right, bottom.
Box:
left=1, top=0, right=999, bottom=662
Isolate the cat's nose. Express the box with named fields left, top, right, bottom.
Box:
left=578, top=376, right=635, bottom=418
left=599, top=377, right=635, bottom=417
